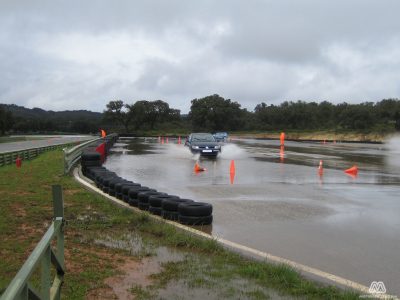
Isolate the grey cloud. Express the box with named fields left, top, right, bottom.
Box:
left=1, top=0, right=400, bottom=113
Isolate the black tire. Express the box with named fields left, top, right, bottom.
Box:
left=116, top=192, right=123, bottom=200
left=122, top=183, right=141, bottom=195
left=81, top=152, right=101, bottom=161
left=148, top=206, right=162, bottom=216
left=138, top=191, right=166, bottom=203
left=103, top=176, right=121, bottom=188
left=162, top=210, right=179, bottom=221
left=87, top=167, right=107, bottom=179
left=149, top=195, right=179, bottom=208
left=128, top=198, right=139, bottom=207
left=109, top=178, right=125, bottom=189
left=178, top=215, right=213, bottom=225
left=81, top=160, right=102, bottom=167
left=178, top=202, right=213, bottom=217
left=138, top=202, right=149, bottom=211
left=87, top=166, right=106, bottom=175
left=103, top=187, right=109, bottom=194
left=128, top=187, right=151, bottom=199
left=95, top=172, right=115, bottom=185
left=162, top=198, right=194, bottom=212
left=97, top=175, right=116, bottom=188
left=115, top=181, right=133, bottom=193
left=90, top=166, right=106, bottom=173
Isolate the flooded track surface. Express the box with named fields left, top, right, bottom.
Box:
left=104, top=137, right=400, bottom=295
left=0, top=135, right=92, bottom=153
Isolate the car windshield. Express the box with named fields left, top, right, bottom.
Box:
left=192, top=134, right=215, bottom=142
left=215, top=132, right=227, bottom=137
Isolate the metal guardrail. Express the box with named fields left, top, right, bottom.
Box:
left=1, top=185, right=65, bottom=300
left=0, top=143, right=78, bottom=168
left=62, top=134, right=118, bottom=174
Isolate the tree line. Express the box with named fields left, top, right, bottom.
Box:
left=1, top=96, right=400, bottom=135
left=105, top=95, right=400, bottom=133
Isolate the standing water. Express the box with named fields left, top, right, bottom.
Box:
left=105, top=137, right=400, bottom=295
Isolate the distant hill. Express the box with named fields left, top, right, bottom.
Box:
left=0, top=104, right=104, bottom=133
left=1, top=104, right=102, bottom=120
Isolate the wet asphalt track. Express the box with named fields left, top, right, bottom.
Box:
left=0, top=135, right=93, bottom=153
left=104, top=137, right=400, bottom=295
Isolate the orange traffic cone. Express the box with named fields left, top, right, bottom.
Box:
left=344, top=165, right=358, bottom=176
left=280, top=132, right=285, bottom=146
left=230, top=172, right=235, bottom=184
left=166, top=137, right=169, bottom=144
left=194, top=162, right=205, bottom=172
left=230, top=160, right=235, bottom=174
left=230, top=160, right=236, bottom=184
left=161, top=137, right=164, bottom=144
left=178, top=136, right=181, bottom=144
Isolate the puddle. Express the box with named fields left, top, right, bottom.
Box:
left=89, top=239, right=185, bottom=299
left=157, top=278, right=293, bottom=300
left=93, top=232, right=154, bottom=257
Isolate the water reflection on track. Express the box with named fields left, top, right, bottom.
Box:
left=105, top=137, right=400, bottom=295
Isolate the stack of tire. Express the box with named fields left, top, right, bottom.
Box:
left=80, top=137, right=213, bottom=226
left=177, top=202, right=213, bottom=225
left=80, top=134, right=118, bottom=177
left=81, top=151, right=102, bottom=177
left=85, top=167, right=214, bottom=225
left=149, top=195, right=179, bottom=216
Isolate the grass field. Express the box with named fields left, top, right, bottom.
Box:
left=0, top=150, right=360, bottom=299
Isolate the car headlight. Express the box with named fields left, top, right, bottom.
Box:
left=214, top=145, right=221, bottom=149
left=192, top=145, right=199, bottom=149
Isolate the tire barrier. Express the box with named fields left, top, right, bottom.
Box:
left=121, top=183, right=141, bottom=202
left=148, top=195, right=179, bottom=216
left=83, top=164, right=214, bottom=225
left=162, top=198, right=194, bottom=221
left=80, top=135, right=213, bottom=225
left=128, top=187, right=154, bottom=207
left=115, top=181, right=133, bottom=199
left=80, top=134, right=118, bottom=177
left=178, top=202, right=213, bottom=225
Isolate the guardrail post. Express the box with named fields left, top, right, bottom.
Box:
left=52, top=185, right=64, bottom=220
left=41, top=246, right=51, bottom=300
left=52, top=185, right=65, bottom=272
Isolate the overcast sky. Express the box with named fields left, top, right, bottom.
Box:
left=1, top=0, right=400, bottom=113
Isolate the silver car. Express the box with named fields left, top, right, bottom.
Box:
left=185, top=133, right=221, bottom=156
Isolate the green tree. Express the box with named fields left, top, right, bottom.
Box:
left=128, top=100, right=179, bottom=130
left=189, top=94, right=245, bottom=131
left=104, top=100, right=132, bottom=132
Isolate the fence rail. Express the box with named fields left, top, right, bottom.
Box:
left=0, top=185, right=65, bottom=300
left=63, top=133, right=118, bottom=174
left=0, top=143, right=81, bottom=168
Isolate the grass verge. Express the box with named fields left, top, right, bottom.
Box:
left=0, top=150, right=360, bottom=299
